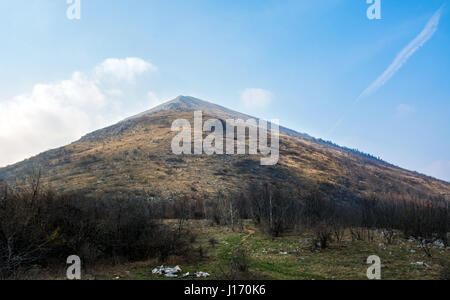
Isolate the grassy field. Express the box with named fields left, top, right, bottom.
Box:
left=74, top=220, right=449, bottom=281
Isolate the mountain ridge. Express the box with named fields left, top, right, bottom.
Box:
left=125, top=95, right=314, bottom=141
left=0, top=96, right=449, bottom=202
left=92, top=96, right=406, bottom=172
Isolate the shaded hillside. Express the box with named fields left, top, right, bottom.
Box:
left=0, top=96, right=449, bottom=203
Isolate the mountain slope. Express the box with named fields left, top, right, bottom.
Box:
left=128, top=95, right=312, bottom=140
left=1, top=96, right=449, bottom=202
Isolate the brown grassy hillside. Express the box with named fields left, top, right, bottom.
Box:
left=0, top=96, right=449, bottom=203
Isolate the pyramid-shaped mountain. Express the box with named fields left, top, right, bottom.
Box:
left=0, top=96, right=449, bottom=202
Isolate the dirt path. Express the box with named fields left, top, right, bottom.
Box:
left=241, top=229, right=255, bottom=242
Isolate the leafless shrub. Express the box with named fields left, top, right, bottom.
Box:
left=248, top=183, right=297, bottom=237
left=218, top=247, right=250, bottom=280
left=439, top=260, right=450, bottom=280
left=381, top=229, right=397, bottom=245
left=0, top=174, right=195, bottom=279
left=419, top=239, right=433, bottom=258
left=208, top=237, right=219, bottom=248
left=332, top=224, right=345, bottom=244
left=244, top=181, right=448, bottom=253
left=313, top=226, right=333, bottom=250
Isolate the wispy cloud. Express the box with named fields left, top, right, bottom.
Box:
left=329, top=6, right=444, bottom=135
left=396, top=103, right=416, bottom=117
left=0, top=58, right=156, bottom=167
left=147, top=91, right=164, bottom=108
left=358, top=6, right=444, bottom=101
left=94, top=57, right=157, bottom=83
left=241, top=88, right=273, bottom=109
left=424, top=160, right=450, bottom=182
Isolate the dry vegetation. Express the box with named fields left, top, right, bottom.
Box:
left=1, top=177, right=448, bottom=280
left=0, top=97, right=449, bottom=280
left=0, top=108, right=449, bottom=205
left=0, top=177, right=197, bottom=279
left=11, top=219, right=449, bottom=280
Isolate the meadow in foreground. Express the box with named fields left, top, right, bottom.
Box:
left=71, top=220, right=449, bottom=281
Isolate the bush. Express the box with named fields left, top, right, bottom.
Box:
left=246, top=182, right=449, bottom=247
left=439, top=260, right=450, bottom=281
left=0, top=177, right=194, bottom=279
left=248, top=183, right=297, bottom=237
left=219, top=247, right=250, bottom=280
left=208, top=237, right=219, bottom=248
left=313, top=226, right=333, bottom=250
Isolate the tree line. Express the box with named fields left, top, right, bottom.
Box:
left=1, top=175, right=448, bottom=278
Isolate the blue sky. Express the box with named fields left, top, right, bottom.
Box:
left=0, top=0, right=449, bottom=181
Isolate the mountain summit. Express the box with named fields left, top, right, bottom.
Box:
left=129, top=96, right=252, bottom=121
left=0, top=96, right=449, bottom=202
left=128, top=96, right=310, bottom=139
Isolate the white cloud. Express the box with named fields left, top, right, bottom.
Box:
left=396, top=103, right=416, bottom=117
left=424, top=161, right=450, bottom=182
left=94, top=57, right=157, bottom=82
left=241, top=88, right=273, bottom=109
left=0, top=58, right=156, bottom=167
left=147, top=92, right=164, bottom=108
left=105, top=89, right=124, bottom=97
left=358, top=7, right=443, bottom=100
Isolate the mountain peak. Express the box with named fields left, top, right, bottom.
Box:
left=169, top=95, right=216, bottom=108
left=173, top=95, right=202, bottom=103
left=128, top=95, right=252, bottom=121
left=125, top=95, right=312, bottom=140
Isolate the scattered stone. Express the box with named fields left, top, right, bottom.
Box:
left=195, top=271, right=210, bottom=278
left=152, top=265, right=182, bottom=277
left=433, top=240, right=445, bottom=249
left=181, top=271, right=210, bottom=279
left=411, top=262, right=431, bottom=269
left=153, top=266, right=210, bottom=279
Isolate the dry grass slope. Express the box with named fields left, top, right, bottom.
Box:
left=0, top=96, right=449, bottom=203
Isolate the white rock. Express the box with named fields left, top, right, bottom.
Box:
left=433, top=240, right=445, bottom=248
left=195, top=271, right=210, bottom=278
left=411, top=261, right=431, bottom=268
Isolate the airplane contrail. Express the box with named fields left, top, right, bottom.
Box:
left=328, top=5, right=444, bottom=135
